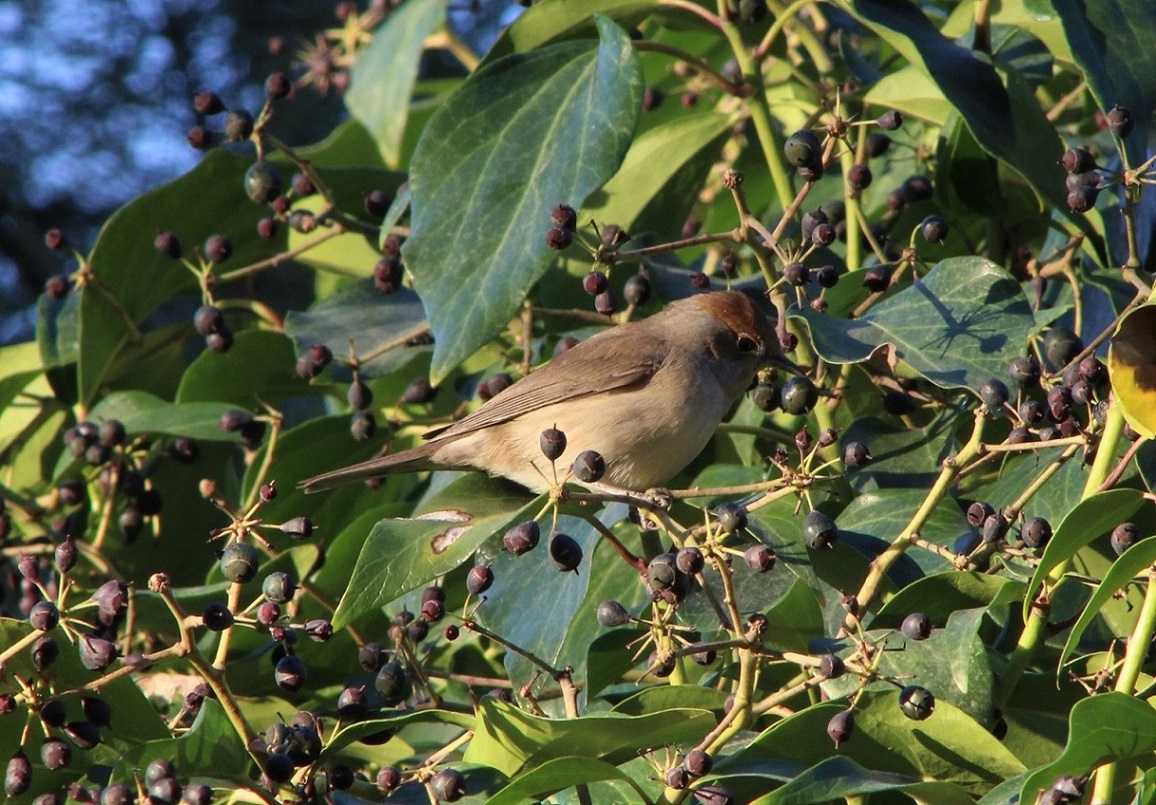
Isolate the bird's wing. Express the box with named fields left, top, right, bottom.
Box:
left=424, top=328, right=668, bottom=442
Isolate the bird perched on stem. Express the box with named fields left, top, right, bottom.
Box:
left=300, top=290, right=790, bottom=495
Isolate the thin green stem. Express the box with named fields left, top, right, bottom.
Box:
left=843, top=410, right=986, bottom=632
left=997, top=406, right=1126, bottom=708
left=717, top=22, right=794, bottom=210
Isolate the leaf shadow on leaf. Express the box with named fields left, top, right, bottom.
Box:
left=913, top=730, right=1006, bottom=787
left=908, top=280, right=1009, bottom=375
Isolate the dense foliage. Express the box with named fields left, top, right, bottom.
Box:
left=3, top=1, right=1156, bottom=804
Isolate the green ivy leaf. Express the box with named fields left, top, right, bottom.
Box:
left=464, top=696, right=714, bottom=777
left=283, top=281, right=432, bottom=378
left=1022, top=488, right=1145, bottom=622
left=331, top=476, right=539, bottom=628
left=88, top=390, right=243, bottom=442
left=1051, top=0, right=1156, bottom=165
left=485, top=0, right=659, bottom=64
left=753, top=755, right=975, bottom=805
left=346, top=0, right=448, bottom=167
left=735, top=688, right=1026, bottom=792
left=176, top=330, right=306, bottom=405
left=487, top=757, right=653, bottom=805
left=582, top=111, right=734, bottom=238
left=799, top=257, right=1036, bottom=392
left=1019, top=692, right=1156, bottom=803
left=404, top=15, right=642, bottom=382
left=1059, top=535, right=1156, bottom=673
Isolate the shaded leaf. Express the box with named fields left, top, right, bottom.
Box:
left=175, top=330, right=306, bottom=405
left=800, top=257, right=1036, bottom=392
left=736, top=688, right=1026, bottom=792
left=283, top=281, right=432, bottom=378
left=876, top=572, right=1025, bottom=627
left=755, top=755, right=974, bottom=805
left=1052, top=0, right=1156, bottom=165
left=403, top=16, right=642, bottom=382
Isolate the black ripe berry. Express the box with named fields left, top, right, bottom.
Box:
left=572, top=450, right=605, bottom=482
left=716, top=502, right=748, bottom=534
left=966, top=501, right=995, bottom=527
left=401, top=377, right=438, bottom=404
left=743, top=544, right=776, bottom=572
left=1044, top=326, right=1083, bottom=368
left=877, top=110, right=903, bottom=130
left=540, top=427, right=567, bottom=461
left=1022, top=517, right=1052, bottom=549
left=550, top=204, right=577, bottom=231
left=220, top=542, right=260, bottom=583
left=503, top=521, right=541, bottom=555
left=819, top=653, right=845, bottom=679
left=244, top=161, right=283, bottom=204
left=545, top=227, right=572, bottom=250
left=549, top=532, right=583, bottom=573
left=204, top=234, right=232, bottom=264
left=154, top=231, right=182, bottom=259
left=193, top=89, right=224, bottom=115
left=901, top=611, right=932, bottom=640
left=827, top=709, right=854, bottom=747
left=920, top=215, right=948, bottom=244
left=1110, top=522, right=1138, bottom=556
left=676, top=546, right=705, bottom=574
left=1008, top=355, right=1041, bottom=389
left=596, top=599, right=631, bottom=627
left=582, top=270, right=608, bottom=295
left=842, top=441, right=871, bottom=468
left=194, top=305, right=224, bottom=336
left=979, top=378, right=1010, bottom=410
left=624, top=273, right=651, bottom=306
left=862, top=264, right=893, bottom=292
left=466, top=565, right=493, bottom=595
left=750, top=382, right=781, bottom=411
left=1061, top=147, right=1096, bottom=174
left=803, top=510, right=838, bottom=549
left=783, top=129, right=822, bottom=170
left=783, top=261, right=809, bottom=286
left=224, top=109, right=254, bottom=142
left=847, top=163, right=872, bottom=191
left=364, top=189, right=391, bottom=218
left=781, top=376, right=819, bottom=415
left=265, top=71, right=291, bottom=100
left=429, top=768, right=467, bottom=802
left=1106, top=104, right=1133, bottom=138
left=898, top=685, right=935, bottom=720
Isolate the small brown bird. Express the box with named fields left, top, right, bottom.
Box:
left=299, top=290, right=787, bottom=495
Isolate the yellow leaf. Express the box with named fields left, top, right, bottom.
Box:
left=1109, top=304, right=1156, bottom=438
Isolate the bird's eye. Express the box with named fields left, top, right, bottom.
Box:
left=737, top=335, right=758, bottom=353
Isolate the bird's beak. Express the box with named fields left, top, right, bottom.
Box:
left=767, top=352, right=805, bottom=377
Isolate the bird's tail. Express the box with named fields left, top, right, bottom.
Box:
left=298, top=442, right=441, bottom=493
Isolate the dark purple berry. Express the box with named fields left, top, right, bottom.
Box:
left=204, top=234, right=232, bottom=264
left=549, top=532, right=583, bottom=573
left=901, top=611, right=932, bottom=640
left=503, top=521, right=540, bottom=556
left=877, top=110, right=903, bottom=130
